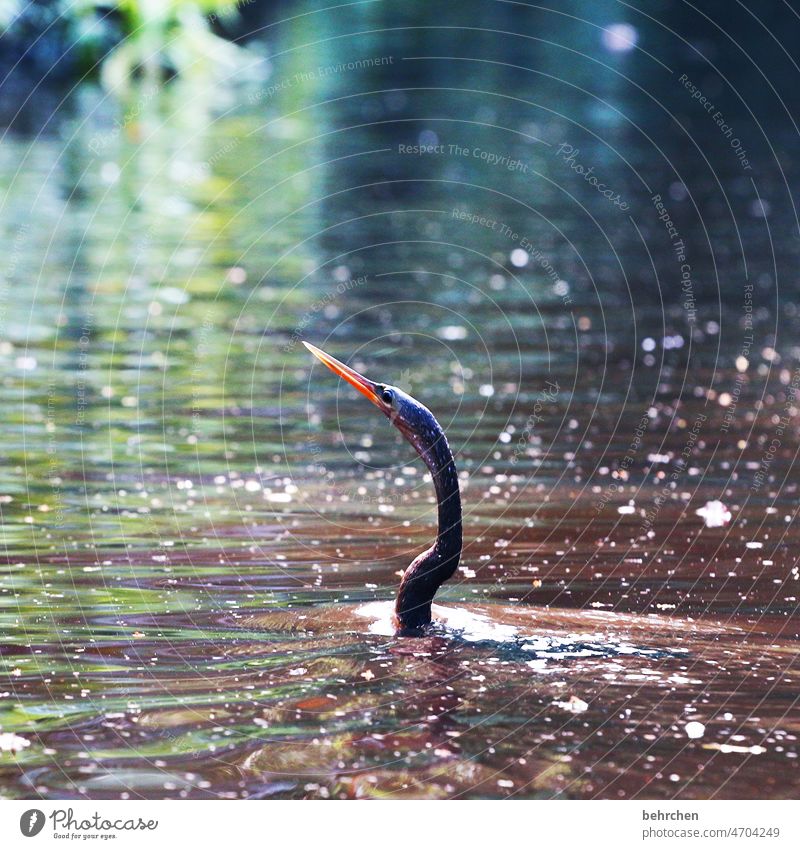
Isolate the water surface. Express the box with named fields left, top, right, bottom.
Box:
left=0, top=2, right=798, bottom=799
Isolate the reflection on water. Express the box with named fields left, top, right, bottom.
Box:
left=1, top=2, right=799, bottom=799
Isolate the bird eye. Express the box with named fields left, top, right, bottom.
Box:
left=381, top=388, right=393, bottom=404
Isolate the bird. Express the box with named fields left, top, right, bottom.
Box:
left=270, top=342, right=719, bottom=656
left=303, top=341, right=461, bottom=631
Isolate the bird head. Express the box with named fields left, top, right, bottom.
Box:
left=302, top=341, right=432, bottom=441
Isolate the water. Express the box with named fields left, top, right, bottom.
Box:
left=1, top=2, right=799, bottom=799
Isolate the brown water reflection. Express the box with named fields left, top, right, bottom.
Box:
left=2, top=504, right=798, bottom=800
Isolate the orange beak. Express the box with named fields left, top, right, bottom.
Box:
left=303, top=341, right=382, bottom=408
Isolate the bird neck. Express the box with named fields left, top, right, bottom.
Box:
left=429, top=438, right=462, bottom=563
left=395, top=414, right=462, bottom=630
